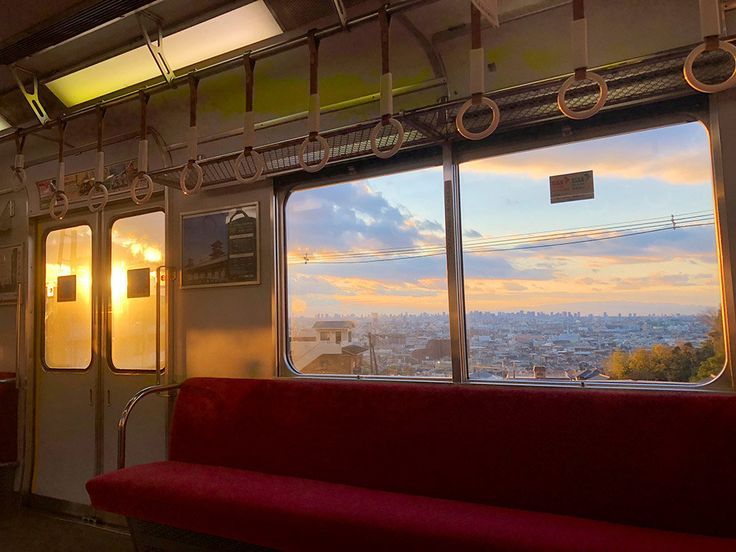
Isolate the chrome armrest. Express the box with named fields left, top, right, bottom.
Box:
left=118, top=383, right=182, bottom=470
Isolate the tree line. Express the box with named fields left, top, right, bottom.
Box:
left=603, top=310, right=724, bottom=383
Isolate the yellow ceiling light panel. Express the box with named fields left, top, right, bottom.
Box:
left=46, top=1, right=282, bottom=107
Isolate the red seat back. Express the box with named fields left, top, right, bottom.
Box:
left=169, top=377, right=736, bottom=537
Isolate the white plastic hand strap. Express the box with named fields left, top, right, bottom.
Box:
left=371, top=73, right=406, bottom=158
left=557, top=17, right=608, bottom=120
left=684, top=0, right=736, bottom=93
left=299, top=93, right=330, bottom=173
left=50, top=161, right=68, bottom=221
left=131, top=139, right=154, bottom=204
left=236, top=111, right=265, bottom=184
left=11, top=153, right=26, bottom=189
left=180, top=126, right=203, bottom=195
left=235, top=148, right=265, bottom=184
left=456, top=48, right=501, bottom=140
left=87, top=182, right=109, bottom=213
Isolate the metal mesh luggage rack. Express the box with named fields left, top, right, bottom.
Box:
left=151, top=41, right=734, bottom=189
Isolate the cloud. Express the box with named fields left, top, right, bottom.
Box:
left=287, top=182, right=443, bottom=254
left=464, top=228, right=482, bottom=238
left=462, top=124, right=711, bottom=186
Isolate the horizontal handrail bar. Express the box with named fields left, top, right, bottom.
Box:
left=118, top=382, right=181, bottom=470
left=0, top=377, right=17, bottom=385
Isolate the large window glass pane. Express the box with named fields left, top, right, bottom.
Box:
left=460, top=123, right=724, bottom=384
left=110, top=211, right=165, bottom=370
left=286, top=167, right=451, bottom=377
left=44, top=225, right=92, bottom=369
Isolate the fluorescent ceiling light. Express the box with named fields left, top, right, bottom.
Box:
left=0, top=114, right=10, bottom=132
left=46, top=1, right=282, bottom=106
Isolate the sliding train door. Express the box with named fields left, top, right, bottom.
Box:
left=33, top=214, right=99, bottom=505
left=33, top=204, right=167, bottom=507
left=100, top=208, right=167, bottom=474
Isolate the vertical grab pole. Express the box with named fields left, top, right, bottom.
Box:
left=49, top=121, right=69, bottom=221
left=235, top=55, right=265, bottom=183
left=298, top=31, right=330, bottom=173
left=557, top=0, right=608, bottom=120
left=132, top=92, right=154, bottom=205
left=87, top=106, right=109, bottom=212
left=155, top=266, right=162, bottom=386
left=179, top=75, right=203, bottom=195
left=455, top=1, right=501, bottom=140
left=370, top=7, right=405, bottom=158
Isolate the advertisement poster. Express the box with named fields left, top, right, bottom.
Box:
left=36, top=159, right=138, bottom=209
left=181, top=203, right=260, bottom=289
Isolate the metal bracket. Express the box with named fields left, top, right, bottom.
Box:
left=10, top=66, right=50, bottom=125
left=332, top=0, right=348, bottom=29
left=138, top=14, right=174, bottom=84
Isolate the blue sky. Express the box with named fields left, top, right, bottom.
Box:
left=286, top=122, right=721, bottom=316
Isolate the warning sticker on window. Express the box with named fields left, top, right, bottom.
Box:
left=549, top=170, right=594, bottom=204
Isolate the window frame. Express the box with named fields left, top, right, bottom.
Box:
left=40, top=222, right=95, bottom=372
left=105, top=207, right=167, bottom=374
left=276, top=99, right=733, bottom=392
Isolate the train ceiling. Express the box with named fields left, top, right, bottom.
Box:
left=0, top=0, right=564, bottom=129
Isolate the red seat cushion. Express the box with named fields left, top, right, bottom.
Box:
left=87, top=461, right=736, bottom=552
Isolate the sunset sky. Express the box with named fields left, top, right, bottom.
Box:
left=286, top=122, right=721, bottom=317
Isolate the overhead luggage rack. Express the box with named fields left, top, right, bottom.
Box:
left=150, top=41, right=733, bottom=190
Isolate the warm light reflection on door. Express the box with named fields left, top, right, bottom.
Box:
left=44, top=226, right=93, bottom=369
left=110, top=212, right=165, bottom=370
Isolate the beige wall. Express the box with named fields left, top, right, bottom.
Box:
left=167, top=182, right=276, bottom=380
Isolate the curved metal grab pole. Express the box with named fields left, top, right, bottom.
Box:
left=118, top=382, right=181, bottom=469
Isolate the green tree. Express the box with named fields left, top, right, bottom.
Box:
left=603, top=310, right=723, bottom=382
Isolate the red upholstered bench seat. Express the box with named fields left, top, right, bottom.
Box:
left=88, top=460, right=736, bottom=551
left=87, top=377, right=736, bottom=550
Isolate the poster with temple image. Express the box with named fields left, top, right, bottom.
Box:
left=180, top=203, right=260, bottom=289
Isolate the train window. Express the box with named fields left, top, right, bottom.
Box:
left=459, top=122, right=724, bottom=385
left=285, top=167, right=451, bottom=377
left=110, top=211, right=165, bottom=371
left=44, top=225, right=93, bottom=369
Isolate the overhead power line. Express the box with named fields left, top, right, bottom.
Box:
left=288, top=211, right=715, bottom=265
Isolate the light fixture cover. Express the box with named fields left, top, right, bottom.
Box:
left=46, top=1, right=282, bottom=106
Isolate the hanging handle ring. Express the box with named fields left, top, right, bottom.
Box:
left=684, top=0, right=736, bottom=93
left=370, top=8, right=405, bottom=158
left=456, top=3, right=501, bottom=140
left=557, top=0, right=608, bottom=120
left=11, top=132, right=26, bottom=190
left=132, top=92, right=155, bottom=205
left=236, top=55, right=265, bottom=184
left=88, top=106, right=110, bottom=212
left=298, top=32, right=331, bottom=173
left=180, top=76, right=204, bottom=195
left=50, top=122, right=69, bottom=221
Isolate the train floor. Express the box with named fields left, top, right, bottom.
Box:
left=1, top=466, right=133, bottom=552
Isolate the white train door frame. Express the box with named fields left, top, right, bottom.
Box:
left=31, top=201, right=168, bottom=511
left=100, top=205, right=168, bottom=475
left=33, top=212, right=100, bottom=508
